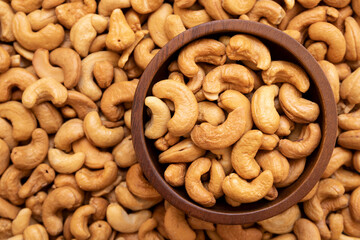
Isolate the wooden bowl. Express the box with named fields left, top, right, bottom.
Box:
left=132, top=19, right=337, bottom=224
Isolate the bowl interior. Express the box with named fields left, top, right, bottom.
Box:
left=132, top=20, right=337, bottom=224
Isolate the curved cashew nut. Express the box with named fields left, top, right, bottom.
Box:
left=49, top=48, right=82, bottom=89
left=115, top=182, right=162, bottom=211
left=107, top=203, right=152, bottom=233
left=276, top=157, right=306, bottom=188
left=0, top=46, right=10, bottom=73
left=32, top=102, right=63, bottom=134
left=338, top=108, right=360, bottom=130
left=48, top=148, right=85, bottom=174
left=23, top=224, right=49, bottom=240
left=279, top=123, right=321, bottom=158
left=174, top=4, right=211, bottom=28
left=231, top=130, right=262, bottom=180
left=138, top=218, right=164, bottom=240
left=78, top=51, right=120, bottom=101
left=11, top=128, right=49, bottom=170
left=54, top=119, right=84, bottom=152
left=198, top=0, right=229, bottom=20
left=222, top=170, right=273, bottom=203
left=42, top=186, right=83, bottom=236
left=262, top=61, right=310, bottom=93
left=307, top=42, right=327, bottom=61
left=349, top=186, right=360, bottom=222
left=0, top=198, right=20, bottom=221
left=125, top=9, right=146, bottom=32
left=164, top=163, right=187, bottom=187
left=197, top=101, right=225, bottom=126
left=286, top=6, right=339, bottom=33
left=0, top=101, right=37, bottom=141
left=75, top=161, right=118, bottom=191
left=70, top=205, right=95, bottom=240
left=134, top=38, right=160, bottom=70
left=226, top=34, right=271, bottom=70
left=159, top=138, right=206, bottom=163
left=148, top=3, right=173, bottom=48
left=164, top=14, right=187, bottom=40
left=106, top=9, right=135, bottom=52
left=247, top=0, right=285, bottom=25
left=0, top=67, right=37, bottom=102
left=185, top=158, right=216, bottom=207
left=113, top=135, right=137, bottom=168
left=344, top=17, right=360, bottom=61
left=174, top=0, right=196, bottom=8
left=318, top=60, right=340, bottom=103
left=12, top=12, right=64, bottom=51
left=22, top=77, right=68, bottom=108
left=340, top=67, right=360, bottom=104
left=202, top=64, right=254, bottom=100
left=62, top=90, right=98, bottom=120
left=0, top=117, right=18, bottom=150
left=83, top=111, right=124, bottom=148
left=222, top=0, right=256, bottom=15
left=93, top=60, right=114, bottom=88
left=279, top=83, right=320, bottom=123
left=342, top=207, right=360, bottom=238
left=322, top=147, right=352, bottom=178
left=131, top=0, right=163, bottom=14
left=164, top=205, right=196, bottom=240
left=33, top=48, right=64, bottom=83
left=191, top=107, right=246, bottom=150
left=11, top=208, right=32, bottom=235
left=208, top=159, right=225, bottom=199
left=126, top=163, right=162, bottom=200
left=98, top=0, right=131, bottom=16
left=251, top=85, right=280, bottom=134
left=0, top=2, right=15, bottom=42
left=258, top=204, right=301, bottom=234
left=100, top=79, right=138, bottom=121
left=338, top=130, right=360, bottom=150
left=308, top=22, right=346, bottom=63
left=18, top=163, right=55, bottom=199
left=88, top=221, right=112, bottom=240
left=153, top=80, right=198, bottom=136
left=70, top=14, right=108, bottom=57
left=178, top=39, right=226, bottom=78
left=256, top=150, right=290, bottom=184
left=73, top=138, right=114, bottom=169
left=27, top=8, right=57, bottom=31
left=145, top=96, right=171, bottom=139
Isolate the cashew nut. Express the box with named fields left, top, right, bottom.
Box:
left=173, top=4, right=211, bottom=28
left=222, top=0, right=256, bottom=15
left=256, top=150, right=290, bottom=184
left=159, top=138, right=206, bottom=163
left=48, top=148, right=85, bottom=174
left=164, top=204, right=196, bottom=240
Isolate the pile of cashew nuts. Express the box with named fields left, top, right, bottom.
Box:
left=0, top=0, right=360, bottom=239
left=145, top=34, right=321, bottom=207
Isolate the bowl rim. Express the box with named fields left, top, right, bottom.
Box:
left=132, top=19, right=337, bottom=224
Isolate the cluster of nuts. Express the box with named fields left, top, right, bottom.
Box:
left=0, top=0, right=359, bottom=239
left=146, top=34, right=321, bottom=207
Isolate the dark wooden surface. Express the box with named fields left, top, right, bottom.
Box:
left=131, top=19, right=338, bottom=224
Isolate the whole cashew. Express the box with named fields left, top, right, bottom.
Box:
left=106, top=203, right=152, bottom=233
left=338, top=130, right=360, bottom=150
left=89, top=197, right=109, bottom=221
left=115, top=182, right=162, bottom=211
left=333, top=168, right=360, bottom=191
left=0, top=1, right=15, bottom=42
left=62, top=90, right=98, bottom=120
left=349, top=186, right=360, bottom=222
left=54, top=119, right=84, bottom=152
left=222, top=170, right=273, bottom=203
left=258, top=204, right=301, bottom=234
left=159, top=138, right=206, bottom=163
left=89, top=221, right=112, bottom=240
left=0, top=197, right=20, bottom=220
left=197, top=101, right=225, bottom=126
left=202, top=64, right=254, bottom=100
left=75, top=161, right=118, bottom=191
left=70, top=14, right=108, bottom=57
left=246, top=0, right=285, bottom=25
left=126, top=163, right=162, bottom=200
left=198, top=0, right=229, bottom=20
left=340, top=67, right=360, bottom=104
left=153, top=80, right=198, bottom=136
left=147, top=3, right=173, bottom=48
left=164, top=205, right=196, bottom=240
left=11, top=208, right=32, bottom=236
left=93, top=60, right=114, bottom=88
left=83, top=111, right=124, bottom=148
left=276, top=157, right=306, bottom=188
left=78, top=51, right=120, bottom=101
left=279, top=83, right=320, bottom=123
left=138, top=218, right=164, bottom=240
left=32, top=48, right=64, bottom=83
left=164, top=163, right=187, bottom=187
left=49, top=48, right=82, bottom=89
left=322, top=147, right=352, bottom=178
left=342, top=207, right=360, bottom=237
left=73, top=138, right=114, bottom=169
left=70, top=205, right=95, bottom=240
left=113, top=135, right=137, bottom=168
left=226, top=34, right=271, bottom=70
left=48, top=148, right=85, bottom=174
left=251, top=85, right=280, bottom=134
left=344, top=17, right=360, bottom=61
left=208, top=159, right=225, bottom=199
left=145, top=96, right=171, bottom=139
left=307, top=42, right=327, bottom=61
left=256, top=150, right=290, bottom=183
left=23, top=224, right=49, bottom=240
left=98, top=0, right=131, bottom=16
left=293, top=218, right=321, bottom=240
left=338, top=108, right=360, bottom=130
left=231, top=130, right=262, bottom=179
left=318, top=60, right=340, bottom=103
left=42, top=186, right=83, bottom=236
left=173, top=4, right=211, bottom=28
left=18, top=164, right=55, bottom=199
left=178, top=39, right=226, bottom=78
left=32, top=102, right=63, bottom=134
left=334, top=6, right=353, bottom=33
left=308, top=22, right=346, bottom=63
left=262, top=61, right=310, bottom=93
left=134, top=38, right=160, bottom=70
left=131, top=0, right=163, bottom=14
left=22, top=77, right=68, bottom=109
left=185, top=157, right=216, bottom=207
left=12, top=12, right=64, bottom=51
left=191, top=107, right=246, bottom=150
left=27, top=8, right=57, bottom=32
left=100, top=79, right=138, bottom=121
left=222, top=0, right=256, bottom=15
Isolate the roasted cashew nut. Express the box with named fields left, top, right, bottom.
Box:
left=131, top=0, right=164, bottom=14
left=145, top=96, right=171, bottom=139
left=62, top=90, right=98, bottom=120
left=32, top=48, right=64, bottom=83
left=247, top=0, right=285, bottom=25
left=48, top=148, right=85, bottom=174
left=318, top=60, right=340, bottom=103
left=70, top=205, right=96, bottom=240
left=222, top=0, right=256, bottom=15
left=54, top=118, right=84, bottom=152
left=164, top=14, right=187, bottom=40
left=173, top=4, right=211, bottom=28
left=134, top=38, right=160, bottom=70
left=164, top=205, right=196, bottom=240
left=226, top=34, right=271, bottom=70
left=164, top=163, right=187, bottom=187
left=0, top=1, right=15, bottom=42
left=159, top=138, right=206, bottom=163
left=191, top=107, right=246, bottom=150
left=279, top=83, right=320, bottom=123
left=256, top=150, right=290, bottom=184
